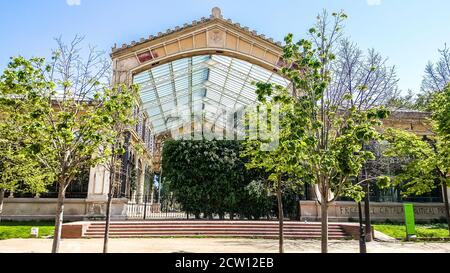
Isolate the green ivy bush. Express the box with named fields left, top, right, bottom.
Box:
left=162, top=139, right=301, bottom=220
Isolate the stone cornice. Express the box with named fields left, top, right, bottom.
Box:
left=111, top=7, right=283, bottom=59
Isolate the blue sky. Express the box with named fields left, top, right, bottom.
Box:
left=1, top=0, right=449, bottom=94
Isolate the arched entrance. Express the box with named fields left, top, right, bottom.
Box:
left=111, top=8, right=293, bottom=220
left=112, top=8, right=285, bottom=85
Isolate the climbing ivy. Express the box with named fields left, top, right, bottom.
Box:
left=161, top=139, right=301, bottom=219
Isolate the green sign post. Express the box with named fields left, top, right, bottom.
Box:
left=403, top=203, right=416, bottom=240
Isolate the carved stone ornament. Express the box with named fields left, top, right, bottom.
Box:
left=208, top=29, right=224, bottom=47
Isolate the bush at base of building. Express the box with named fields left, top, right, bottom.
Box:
left=161, top=139, right=301, bottom=220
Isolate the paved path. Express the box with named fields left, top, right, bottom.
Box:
left=0, top=238, right=449, bottom=253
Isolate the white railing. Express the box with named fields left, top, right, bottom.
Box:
left=126, top=202, right=187, bottom=220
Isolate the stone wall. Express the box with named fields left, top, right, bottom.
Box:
left=300, top=201, right=447, bottom=223
left=382, top=110, right=433, bottom=136
left=1, top=198, right=128, bottom=221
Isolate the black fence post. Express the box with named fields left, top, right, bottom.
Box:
left=143, top=194, right=148, bottom=220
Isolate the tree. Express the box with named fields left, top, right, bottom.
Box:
left=431, top=84, right=450, bottom=139
left=419, top=45, right=450, bottom=110
left=35, top=36, right=113, bottom=253
left=3, top=37, right=136, bottom=253
left=307, top=10, right=399, bottom=111
left=102, top=84, right=138, bottom=253
left=0, top=148, right=54, bottom=219
left=358, top=142, right=392, bottom=241
left=251, top=11, right=391, bottom=253
left=0, top=57, right=55, bottom=219
left=430, top=83, right=450, bottom=234
left=383, top=128, right=450, bottom=236
left=327, top=38, right=399, bottom=110
left=422, top=45, right=450, bottom=95
left=385, top=89, right=420, bottom=110
left=241, top=84, right=312, bottom=253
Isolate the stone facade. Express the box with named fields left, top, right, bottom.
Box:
left=299, top=201, right=448, bottom=223
left=381, top=110, right=433, bottom=136
left=1, top=198, right=128, bottom=221
left=3, top=8, right=448, bottom=222
left=111, top=8, right=284, bottom=86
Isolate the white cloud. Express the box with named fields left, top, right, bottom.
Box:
left=367, top=0, right=382, bottom=6
left=66, top=0, right=81, bottom=6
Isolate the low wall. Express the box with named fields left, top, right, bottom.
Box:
left=300, top=201, right=447, bottom=223
left=1, top=198, right=129, bottom=221
left=2, top=198, right=447, bottom=223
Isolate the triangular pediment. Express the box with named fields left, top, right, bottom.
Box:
left=112, top=7, right=283, bottom=57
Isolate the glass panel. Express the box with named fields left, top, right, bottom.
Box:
left=134, top=54, right=291, bottom=134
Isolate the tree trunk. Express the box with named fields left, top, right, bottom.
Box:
left=276, top=185, right=284, bottom=254
left=52, top=181, right=66, bottom=253
left=320, top=199, right=328, bottom=253
left=298, top=200, right=302, bottom=221
left=358, top=201, right=367, bottom=253
left=442, top=183, right=450, bottom=237
left=103, top=152, right=116, bottom=253
left=0, top=189, right=5, bottom=222
left=364, top=183, right=373, bottom=242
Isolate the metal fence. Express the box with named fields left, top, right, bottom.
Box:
left=126, top=194, right=188, bottom=220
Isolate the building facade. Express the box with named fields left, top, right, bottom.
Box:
left=2, top=8, right=449, bottom=222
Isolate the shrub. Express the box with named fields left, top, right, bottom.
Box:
left=161, top=140, right=301, bottom=219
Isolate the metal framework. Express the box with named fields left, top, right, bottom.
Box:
left=133, top=54, right=290, bottom=135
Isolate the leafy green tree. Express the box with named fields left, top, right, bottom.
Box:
left=383, top=128, right=450, bottom=235
left=430, top=83, right=450, bottom=234
left=241, top=84, right=310, bottom=253
left=386, top=90, right=421, bottom=110
left=37, top=78, right=136, bottom=254
left=241, top=179, right=274, bottom=220
left=431, top=84, right=450, bottom=139
left=1, top=37, right=137, bottom=253
left=101, top=84, right=139, bottom=253
left=0, top=57, right=55, bottom=219
left=246, top=11, right=391, bottom=253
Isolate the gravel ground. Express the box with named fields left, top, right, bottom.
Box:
left=0, top=238, right=449, bottom=253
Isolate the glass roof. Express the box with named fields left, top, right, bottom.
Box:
left=133, top=54, right=290, bottom=135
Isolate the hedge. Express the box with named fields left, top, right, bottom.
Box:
left=161, top=139, right=301, bottom=220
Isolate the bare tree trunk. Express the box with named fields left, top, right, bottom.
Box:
left=103, top=154, right=116, bottom=253
left=298, top=200, right=302, bottom=221
left=442, top=183, right=450, bottom=237
left=364, top=183, right=372, bottom=242
left=0, top=189, right=5, bottom=222
left=320, top=199, right=328, bottom=253
left=276, top=185, right=284, bottom=254
left=52, top=181, right=66, bottom=253
left=358, top=201, right=367, bottom=253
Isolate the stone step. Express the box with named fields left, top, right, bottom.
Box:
left=89, top=223, right=342, bottom=228
left=87, top=229, right=344, bottom=235
left=87, top=226, right=343, bottom=231
left=85, top=230, right=346, bottom=235
left=84, top=234, right=349, bottom=240
left=87, top=229, right=344, bottom=234
left=89, top=221, right=339, bottom=226
left=70, top=221, right=352, bottom=240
